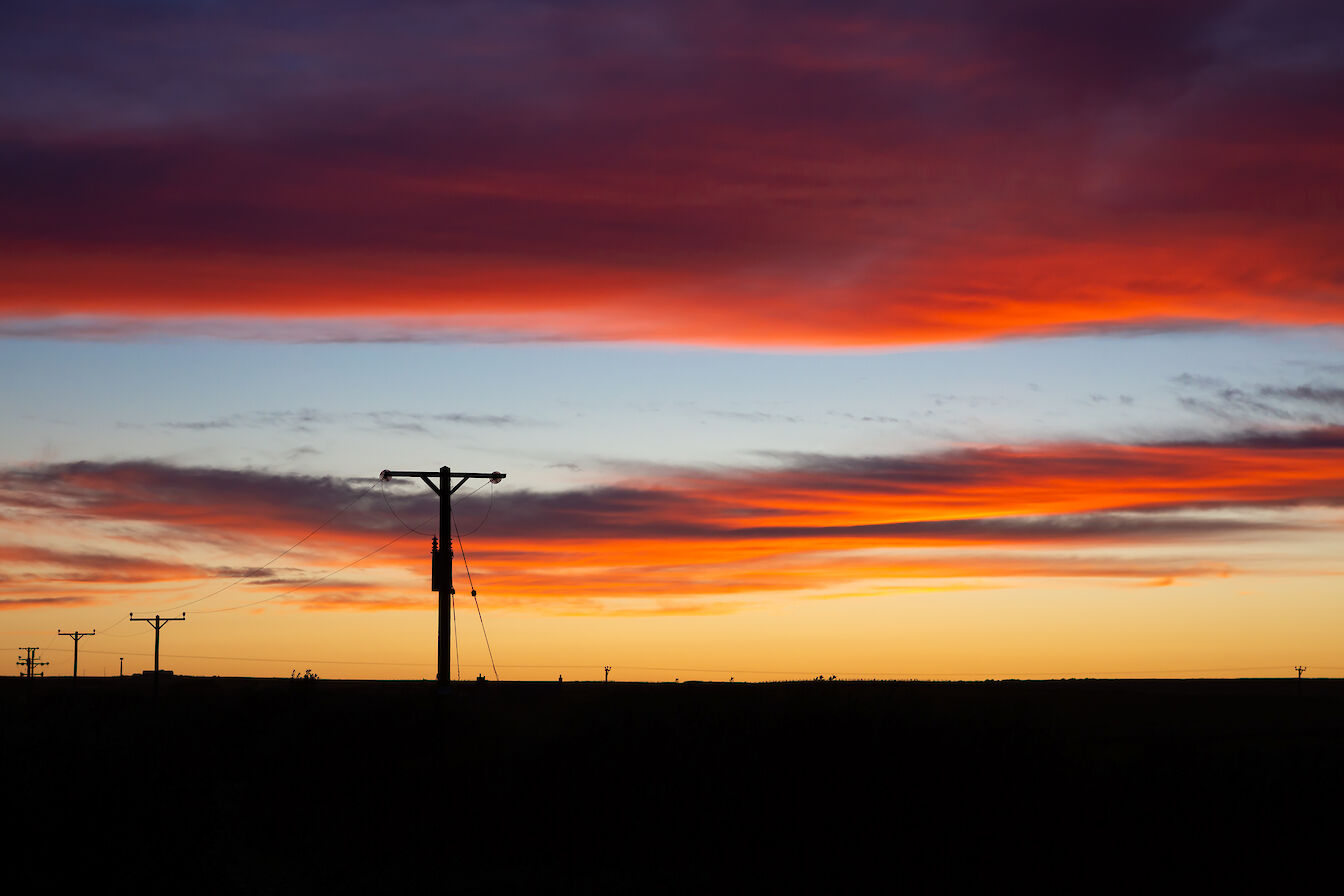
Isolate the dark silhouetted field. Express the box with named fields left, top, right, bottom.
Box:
left=6, top=676, right=1340, bottom=891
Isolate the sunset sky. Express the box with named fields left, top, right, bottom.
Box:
left=3, top=0, right=1342, bottom=680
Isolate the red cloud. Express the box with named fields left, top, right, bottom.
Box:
left=1, top=2, right=1340, bottom=345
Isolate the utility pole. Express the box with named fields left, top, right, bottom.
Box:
left=16, top=647, right=48, bottom=677
left=380, top=466, right=504, bottom=690
left=1295, top=665, right=1307, bottom=697
left=129, top=613, right=186, bottom=682
left=605, top=665, right=612, bottom=683
left=57, top=630, right=94, bottom=677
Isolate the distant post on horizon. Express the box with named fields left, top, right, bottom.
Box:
left=379, top=465, right=505, bottom=691
left=57, top=629, right=94, bottom=677
left=16, top=647, right=48, bottom=677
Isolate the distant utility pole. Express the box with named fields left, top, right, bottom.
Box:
left=57, top=629, right=94, bottom=677
left=379, top=466, right=505, bottom=690
left=129, top=613, right=186, bottom=677
left=16, top=647, right=48, bottom=677
left=605, top=665, right=612, bottom=683
left=1295, top=665, right=1307, bottom=679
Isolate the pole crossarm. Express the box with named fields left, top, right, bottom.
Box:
left=381, top=470, right=505, bottom=495
left=130, top=613, right=187, bottom=628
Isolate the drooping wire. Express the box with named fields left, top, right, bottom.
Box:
left=380, top=479, right=435, bottom=536
left=454, top=516, right=500, bottom=681
left=472, top=591, right=500, bottom=682
left=381, top=478, right=490, bottom=538
left=457, top=482, right=496, bottom=537
left=195, top=514, right=433, bottom=614
left=90, top=478, right=379, bottom=637
left=155, top=479, right=381, bottom=616
left=459, top=479, right=492, bottom=501
left=96, top=617, right=132, bottom=636
left=98, top=628, right=149, bottom=639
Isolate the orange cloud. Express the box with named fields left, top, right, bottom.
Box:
left=0, top=428, right=1339, bottom=613
left=2, top=234, right=1338, bottom=347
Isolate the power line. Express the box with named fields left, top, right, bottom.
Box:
left=381, top=479, right=434, bottom=535
left=21, top=474, right=489, bottom=658
left=96, top=628, right=153, bottom=640
left=194, top=516, right=433, bottom=614
left=382, top=478, right=491, bottom=537
left=21, top=642, right=1342, bottom=681
left=90, top=479, right=380, bottom=635
left=457, top=482, right=496, bottom=536
left=455, top=517, right=499, bottom=681
left=164, top=479, right=380, bottom=612
left=73, top=647, right=436, bottom=667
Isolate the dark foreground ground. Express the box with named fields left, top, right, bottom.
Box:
left=6, top=676, right=1343, bottom=891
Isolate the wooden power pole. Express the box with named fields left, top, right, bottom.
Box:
left=379, top=466, right=504, bottom=689
left=129, top=613, right=185, bottom=677
left=57, top=630, right=95, bottom=677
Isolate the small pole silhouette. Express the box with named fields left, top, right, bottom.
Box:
left=1295, top=665, right=1307, bottom=697
left=130, top=613, right=186, bottom=692
left=604, top=665, right=612, bottom=683
left=379, top=465, right=506, bottom=691
left=57, top=630, right=94, bottom=677
left=16, top=647, right=48, bottom=677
